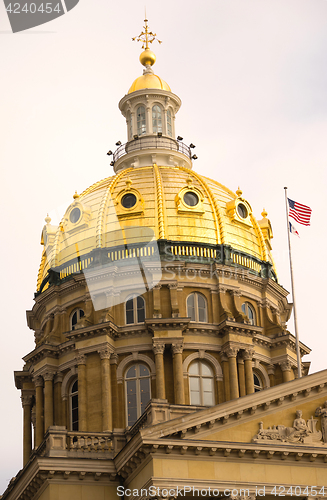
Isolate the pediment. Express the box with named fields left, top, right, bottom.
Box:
left=141, top=369, right=327, bottom=450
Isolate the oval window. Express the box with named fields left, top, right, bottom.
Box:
left=237, top=203, right=248, bottom=218
left=183, top=191, right=199, bottom=207
left=70, top=207, right=81, bottom=224
left=122, top=193, right=137, bottom=209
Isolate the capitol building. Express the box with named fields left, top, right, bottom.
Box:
left=2, top=19, right=327, bottom=500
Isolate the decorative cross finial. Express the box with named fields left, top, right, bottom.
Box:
left=132, top=17, right=162, bottom=50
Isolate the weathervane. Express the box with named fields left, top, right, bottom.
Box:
left=132, top=17, right=162, bottom=50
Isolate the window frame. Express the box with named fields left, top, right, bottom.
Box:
left=253, top=372, right=263, bottom=392
left=69, top=378, right=79, bottom=431
left=125, top=295, right=146, bottom=325
left=136, top=105, right=146, bottom=136
left=152, top=104, right=162, bottom=134
left=70, top=308, right=85, bottom=331
left=125, top=363, right=151, bottom=427
left=188, top=360, right=215, bottom=406
left=241, top=302, right=256, bottom=326
left=186, top=292, right=208, bottom=323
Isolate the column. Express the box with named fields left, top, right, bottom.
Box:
left=267, top=364, right=275, bottom=387
left=172, top=341, right=184, bottom=404
left=98, top=347, right=112, bottom=432
left=238, top=357, right=246, bottom=397
left=43, top=372, right=54, bottom=432
left=281, top=361, right=293, bottom=382
left=21, top=394, right=32, bottom=466
left=34, top=376, right=44, bottom=447
left=110, top=354, right=119, bottom=429
left=54, top=372, right=63, bottom=426
left=243, top=349, right=255, bottom=395
left=225, top=347, right=239, bottom=400
left=220, top=352, right=230, bottom=402
left=153, top=341, right=166, bottom=399
left=77, top=353, right=87, bottom=431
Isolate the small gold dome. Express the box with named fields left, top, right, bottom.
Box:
left=128, top=73, right=171, bottom=94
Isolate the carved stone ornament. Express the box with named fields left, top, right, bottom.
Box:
left=252, top=410, right=323, bottom=446
left=242, top=349, right=255, bottom=361
left=21, top=395, right=33, bottom=407
left=33, top=375, right=44, bottom=388
left=43, top=371, right=55, bottom=382
left=153, top=342, right=165, bottom=355
left=76, top=353, right=87, bottom=365
left=172, top=342, right=183, bottom=355
left=223, top=347, right=239, bottom=358
left=98, top=347, right=111, bottom=360
left=280, top=361, right=292, bottom=372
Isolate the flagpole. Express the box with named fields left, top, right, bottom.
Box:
left=284, top=187, right=302, bottom=378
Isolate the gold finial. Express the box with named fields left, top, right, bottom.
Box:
left=261, top=208, right=268, bottom=218
left=125, top=178, right=132, bottom=190
left=132, top=17, right=162, bottom=67
left=45, top=213, right=51, bottom=224
left=236, top=187, right=242, bottom=197
left=73, top=190, right=79, bottom=200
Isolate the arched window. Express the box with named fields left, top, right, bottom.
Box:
left=70, top=308, right=85, bottom=331
left=152, top=105, right=162, bottom=134
left=126, top=296, right=145, bottom=325
left=187, top=293, right=207, bottom=322
left=70, top=379, right=78, bottom=430
left=137, top=106, right=146, bottom=135
left=253, top=372, right=263, bottom=392
left=125, top=364, right=151, bottom=426
left=189, top=360, right=214, bottom=406
left=241, top=302, right=256, bottom=326
left=167, top=109, right=172, bottom=136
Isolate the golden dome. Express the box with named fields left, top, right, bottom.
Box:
left=37, top=165, right=275, bottom=292
left=128, top=73, right=171, bottom=94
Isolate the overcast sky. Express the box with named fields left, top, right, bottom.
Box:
left=1, top=0, right=327, bottom=492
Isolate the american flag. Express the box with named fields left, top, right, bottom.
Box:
left=288, top=198, right=312, bottom=226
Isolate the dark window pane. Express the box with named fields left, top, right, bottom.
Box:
left=126, top=366, right=136, bottom=379
left=126, top=309, right=134, bottom=324
left=71, top=380, right=78, bottom=393
left=80, top=309, right=84, bottom=318
left=139, top=365, right=149, bottom=377
left=137, top=305, right=145, bottom=323
left=128, top=407, right=138, bottom=426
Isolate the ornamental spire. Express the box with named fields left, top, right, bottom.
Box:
left=132, top=17, right=162, bottom=68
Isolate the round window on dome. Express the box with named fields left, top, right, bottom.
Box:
left=70, top=207, right=81, bottom=224
left=237, top=203, right=248, bottom=219
left=122, top=193, right=137, bottom=209
left=183, top=191, right=199, bottom=207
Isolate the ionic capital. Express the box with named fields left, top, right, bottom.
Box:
left=172, top=341, right=183, bottom=355
left=98, top=347, right=111, bottom=360
left=219, top=351, right=228, bottom=363
left=54, top=372, right=64, bottom=384
left=280, top=360, right=292, bottom=372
